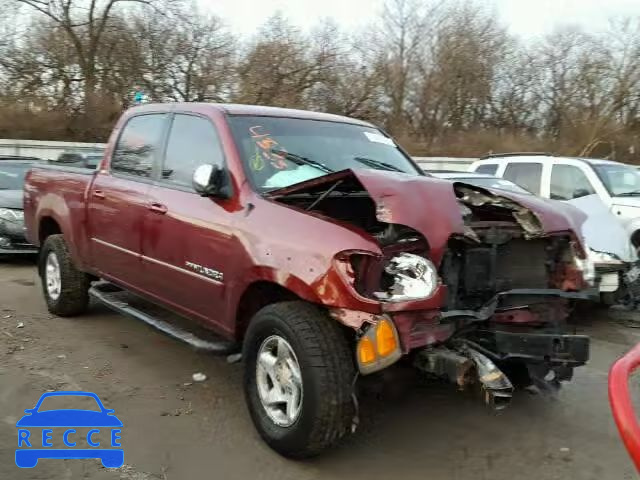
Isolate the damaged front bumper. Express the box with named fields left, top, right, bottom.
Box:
left=349, top=288, right=591, bottom=373
left=414, top=329, right=589, bottom=409
left=348, top=288, right=591, bottom=409
left=472, top=330, right=590, bottom=366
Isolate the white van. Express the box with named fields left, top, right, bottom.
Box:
left=469, top=153, right=640, bottom=248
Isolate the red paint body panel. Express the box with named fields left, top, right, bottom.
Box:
left=24, top=102, right=589, bottom=348
left=87, top=175, right=149, bottom=286
left=609, top=343, right=640, bottom=472
left=392, top=310, right=453, bottom=352
left=23, top=168, right=93, bottom=270
left=343, top=170, right=467, bottom=266
left=269, top=168, right=588, bottom=266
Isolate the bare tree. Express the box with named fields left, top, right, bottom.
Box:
left=235, top=13, right=336, bottom=108
left=16, top=0, right=174, bottom=111
left=375, top=0, right=443, bottom=135
left=409, top=2, right=508, bottom=145
left=165, top=14, right=235, bottom=102
left=307, top=30, right=385, bottom=120
left=2, top=0, right=640, bottom=161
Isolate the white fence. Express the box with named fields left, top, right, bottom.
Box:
left=0, top=139, right=476, bottom=170
left=0, top=139, right=106, bottom=161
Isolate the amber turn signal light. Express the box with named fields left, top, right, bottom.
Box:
left=356, top=317, right=402, bottom=375
left=358, top=336, right=376, bottom=365
left=376, top=318, right=398, bottom=357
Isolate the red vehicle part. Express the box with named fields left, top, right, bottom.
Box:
left=609, top=342, right=640, bottom=471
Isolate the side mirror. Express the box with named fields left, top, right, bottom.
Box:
left=193, top=164, right=232, bottom=199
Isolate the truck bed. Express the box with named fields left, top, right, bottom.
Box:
left=23, top=164, right=95, bottom=269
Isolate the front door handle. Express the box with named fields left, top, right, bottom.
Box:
left=93, top=190, right=105, bottom=199
left=149, top=202, right=168, bottom=214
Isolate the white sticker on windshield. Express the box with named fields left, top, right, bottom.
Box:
left=364, top=132, right=395, bottom=146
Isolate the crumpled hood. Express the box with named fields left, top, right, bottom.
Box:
left=0, top=189, right=23, bottom=209
left=268, top=168, right=587, bottom=264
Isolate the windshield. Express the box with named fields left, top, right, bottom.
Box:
left=227, top=116, right=422, bottom=191
left=453, top=176, right=531, bottom=195
left=0, top=164, right=30, bottom=190
left=593, top=164, right=640, bottom=196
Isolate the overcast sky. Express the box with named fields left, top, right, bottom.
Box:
left=197, top=0, right=640, bottom=38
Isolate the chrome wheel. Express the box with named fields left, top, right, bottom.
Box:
left=256, top=335, right=303, bottom=427
left=45, top=251, right=61, bottom=301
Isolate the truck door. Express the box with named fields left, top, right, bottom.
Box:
left=549, top=164, right=597, bottom=201
left=141, top=113, right=236, bottom=333
left=87, top=113, right=168, bottom=290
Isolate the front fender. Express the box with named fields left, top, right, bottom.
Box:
left=234, top=255, right=382, bottom=315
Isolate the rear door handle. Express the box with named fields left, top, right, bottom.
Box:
left=149, top=202, right=168, bottom=214
left=93, top=190, right=105, bottom=199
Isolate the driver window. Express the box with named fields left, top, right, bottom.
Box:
left=162, top=114, right=224, bottom=189
left=550, top=164, right=595, bottom=200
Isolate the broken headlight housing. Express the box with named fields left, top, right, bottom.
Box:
left=374, top=253, right=439, bottom=302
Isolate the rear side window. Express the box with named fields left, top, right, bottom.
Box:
left=475, top=163, right=498, bottom=175
left=112, top=114, right=167, bottom=178
left=162, top=114, right=225, bottom=188
left=550, top=164, right=596, bottom=200
left=503, top=163, right=542, bottom=194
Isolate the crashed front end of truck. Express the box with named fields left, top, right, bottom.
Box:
left=268, top=169, right=591, bottom=410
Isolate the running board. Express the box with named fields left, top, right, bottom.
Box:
left=89, top=282, right=237, bottom=355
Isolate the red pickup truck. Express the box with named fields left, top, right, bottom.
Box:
left=25, top=103, right=592, bottom=457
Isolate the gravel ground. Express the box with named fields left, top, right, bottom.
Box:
left=1, top=258, right=639, bottom=480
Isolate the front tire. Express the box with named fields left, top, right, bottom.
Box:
left=39, top=234, right=90, bottom=316
left=243, top=301, right=355, bottom=458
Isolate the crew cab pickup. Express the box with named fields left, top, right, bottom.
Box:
left=25, top=103, right=592, bottom=458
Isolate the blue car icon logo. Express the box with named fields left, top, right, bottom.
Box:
left=16, top=391, right=123, bottom=468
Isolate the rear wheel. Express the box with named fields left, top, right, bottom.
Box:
left=243, top=301, right=355, bottom=458
left=39, top=234, right=90, bottom=316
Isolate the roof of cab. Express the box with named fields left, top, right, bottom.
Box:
left=430, top=171, right=494, bottom=179
left=129, top=102, right=375, bottom=127
left=475, top=153, right=624, bottom=167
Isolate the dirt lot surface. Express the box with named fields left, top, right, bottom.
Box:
left=1, top=258, right=639, bottom=480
